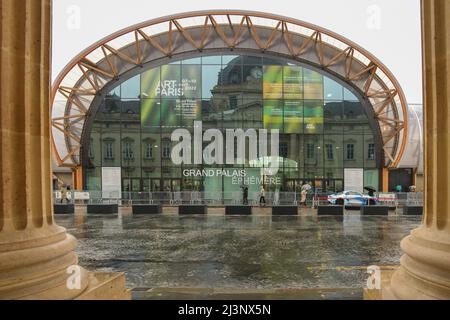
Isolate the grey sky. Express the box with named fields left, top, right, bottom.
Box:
left=52, top=0, right=423, bottom=103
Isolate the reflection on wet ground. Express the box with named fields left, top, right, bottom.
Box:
left=56, top=210, right=421, bottom=300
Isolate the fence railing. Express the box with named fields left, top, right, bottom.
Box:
left=53, top=191, right=423, bottom=208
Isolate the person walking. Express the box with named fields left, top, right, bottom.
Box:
left=300, top=189, right=308, bottom=207
left=243, top=186, right=249, bottom=205
left=259, top=187, right=266, bottom=207
left=274, top=188, right=280, bottom=205
left=60, top=184, right=69, bottom=204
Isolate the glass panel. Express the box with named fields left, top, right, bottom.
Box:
left=181, top=99, right=202, bottom=127
left=264, top=99, right=283, bottom=131
left=242, top=98, right=263, bottom=129
left=101, top=128, right=121, bottom=167
left=344, top=101, right=368, bottom=134
left=181, top=65, right=201, bottom=99
left=283, top=66, right=303, bottom=100
left=284, top=100, right=303, bottom=134
left=85, top=168, right=102, bottom=191
left=202, top=97, right=225, bottom=130
left=324, top=101, right=343, bottom=134
left=304, top=100, right=324, bottom=134
left=344, top=135, right=364, bottom=168
left=364, top=169, right=379, bottom=191
left=141, top=99, right=160, bottom=130
left=304, top=69, right=324, bottom=99
left=182, top=57, right=201, bottom=65
left=364, top=134, right=377, bottom=168
left=160, top=65, right=181, bottom=98
left=263, top=66, right=283, bottom=99
left=324, top=134, right=343, bottom=168
left=222, top=55, right=241, bottom=65
left=304, top=135, right=324, bottom=168
left=324, top=77, right=343, bottom=100
left=121, top=75, right=140, bottom=99
left=202, top=55, right=222, bottom=65
left=243, top=65, right=263, bottom=94
left=89, top=127, right=102, bottom=167
left=202, top=65, right=222, bottom=99
left=160, top=99, right=181, bottom=131
left=344, top=87, right=359, bottom=101
left=141, top=67, right=160, bottom=99
left=243, top=55, right=262, bottom=65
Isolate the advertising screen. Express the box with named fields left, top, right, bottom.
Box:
left=284, top=100, right=304, bottom=133
left=264, top=100, right=284, bottom=130
left=283, top=66, right=303, bottom=100
left=141, top=67, right=161, bottom=99
left=263, top=66, right=283, bottom=99
left=181, top=65, right=202, bottom=99
left=304, top=69, right=324, bottom=99
left=141, top=99, right=160, bottom=129
left=304, top=100, right=324, bottom=133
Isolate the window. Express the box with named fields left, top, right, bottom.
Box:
left=229, top=96, right=238, bottom=109
left=307, top=144, right=315, bottom=159
left=325, top=144, right=334, bottom=160
left=368, top=143, right=375, bottom=160
left=145, top=143, right=154, bottom=160
left=124, top=142, right=134, bottom=160
left=163, top=142, right=171, bottom=159
left=105, top=142, right=114, bottom=160
left=346, top=144, right=355, bottom=160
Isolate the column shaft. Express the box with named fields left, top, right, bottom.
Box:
left=388, top=0, right=450, bottom=300
left=0, top=0, right=88, bottom=299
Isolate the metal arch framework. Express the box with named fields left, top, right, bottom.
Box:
left=51, top=10, right=408, bottom=168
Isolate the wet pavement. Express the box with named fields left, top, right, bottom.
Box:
left=56, top=208, right=422, bottom=300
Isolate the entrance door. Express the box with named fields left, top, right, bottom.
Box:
left=171, top=179, right=181, bottom=192
left=143, top=179, right=161, bottom=192
left=122, top=178, right=141, bottom=199
left=284, top=180, right=297, bottom=192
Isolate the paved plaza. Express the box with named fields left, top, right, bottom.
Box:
left=56, top=208, right=421, bottom=299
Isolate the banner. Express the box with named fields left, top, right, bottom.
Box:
left=102, top=167, right=122, bottom=199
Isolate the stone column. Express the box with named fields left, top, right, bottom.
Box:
left=0, top=0, right=129, bottom=300
left=387, top=0, right=450, bottom=300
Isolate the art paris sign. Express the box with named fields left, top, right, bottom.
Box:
left=171, top=121, right=280, bottom=185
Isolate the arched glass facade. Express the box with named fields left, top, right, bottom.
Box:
left=85, top=55, right=380, bottom=193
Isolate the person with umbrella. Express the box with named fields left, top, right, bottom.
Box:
left=364, top=186, right=377, bottom=205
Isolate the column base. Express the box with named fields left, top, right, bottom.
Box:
left=364, top=268, right=397, bottom=300
left=0, top=225, right=131, bottom=300
left=365, top=226, right=450, bottom=300
left=76, top=272, right=131, bottom=300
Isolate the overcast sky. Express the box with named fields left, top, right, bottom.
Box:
left=52, top=0, right=423, bottom=104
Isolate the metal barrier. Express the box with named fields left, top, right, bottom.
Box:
left=53, top=191, right=424, bottom=208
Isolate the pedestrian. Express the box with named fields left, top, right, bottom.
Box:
left=60, top=184, right=68, bottom=204
left=259, top=187, right=266, bottom=207
left=300, top=189, right=308, bottom=207
left=274, top=188, right=280, bottom=205
left=243, top=186, right=249, bottom=205
left=302, top=182, right=312, bottom=192
left=396, top=184, right=403, bottom=193
left=409, top=185, right=417, bottom=193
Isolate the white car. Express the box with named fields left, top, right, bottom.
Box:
left=328, top=191, right=377, bottom=206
